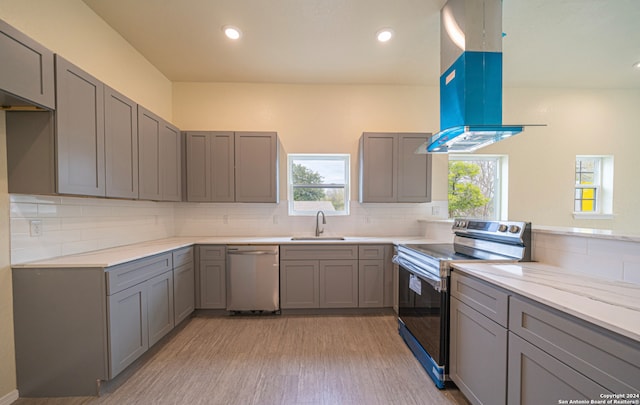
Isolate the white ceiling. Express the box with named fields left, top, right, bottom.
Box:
left=82, top=0, right=640, bottom=88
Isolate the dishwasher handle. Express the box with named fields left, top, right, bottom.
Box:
left=227, top=249, right=278, bottom=255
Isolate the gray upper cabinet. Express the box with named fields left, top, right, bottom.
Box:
left=138, top=106, right=182, bottom=201
left=184, top=131, right=234, bottom=202
left=359, top=132, right=432, bottom=203
left=235, top=131, right=278, bottom=203
left=105, top=86, right=138, bottom=199
left=0, top=18, right=55, bottom=109
left=184, top=131, right=277, bottom=203
left=55, top=55, right=106, bottom=197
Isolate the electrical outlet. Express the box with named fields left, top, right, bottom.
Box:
left=273, top=215, right=278, bottom=224
left=432, top=206, right=440, bottom=216
left=223, top=215, right=229, bottom=224
left=30, top=220, right=43, bottom=237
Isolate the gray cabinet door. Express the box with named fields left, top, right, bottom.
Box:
left=234, top=131, right=278, bottom=202
left=397, top=133, right=432, bottom=202
left=358, top=260, right=384, bottom=308
left=199, top=260, right=227, bottom=309
left=105, top=86, right=138, bottom=199
left=319, top=260, right=358, bottom=308
left=450, top=296, right=507, bottom=405
left=359, top=132, right=397, bottom=202
left=174, top=262, right=195, bottom=325
left=185, top=131, right=211, bottom=201
left=161, top=122, right=182, bottom=201
left=137, top=106, right=162, bottom=200
left=108, top=282, right=148, bottom=378
left=0, top=18, right=55, bottom=109
left=211, top=132, right=235, bottom=202
left=507, top=332, right=610, bottom=405
left=55, top=55, right=105, bottom=197
left=280, top=260, right=320, bottom=309
left=147, top=271, right=175, bottom=346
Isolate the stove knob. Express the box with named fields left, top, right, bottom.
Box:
left=498, top=224, right=508, bottom=232
left=509, top=225, right=521, bottom=233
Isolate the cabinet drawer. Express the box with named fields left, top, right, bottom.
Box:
left=198, top=245, right=226, bottom=260
left=358, top=245, right=386, bottom=260
left=280, top=245, right=358, bottom=260
left=450, top=271, right=509, bottom=327
left=509, top=296, right=640, bottom=393
left=172, top=246, right=194, bottom=268
left=106, top=253, right=172, bottom=295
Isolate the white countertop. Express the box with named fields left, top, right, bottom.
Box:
left=451, top=261, right=640, bottom=343
left=12, top=236, right=429, bottom=268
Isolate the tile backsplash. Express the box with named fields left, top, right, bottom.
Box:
left=9, top=194, right=640, bottom=286
left=10, top=194, right=175, bottom=264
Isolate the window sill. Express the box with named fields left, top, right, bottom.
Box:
left=572, top=212, right=614, bottom=220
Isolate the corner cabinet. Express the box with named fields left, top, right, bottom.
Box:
left=0, top=18, right=55, bottom=109
left=184, top=131, right=278, bottom=203
left=138, top=106, right=182, bottom=201
left=359, top=132, right=432, bottom=203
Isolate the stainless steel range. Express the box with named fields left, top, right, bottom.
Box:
left=394, top=219, right=531, bottom=389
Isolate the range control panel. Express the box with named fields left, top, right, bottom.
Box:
left=452, top=219, right=531, bottom=241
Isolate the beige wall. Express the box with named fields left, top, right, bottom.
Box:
left=173, top=82, right=449, bottom=202
left=0, top=0, right=173, bottom=120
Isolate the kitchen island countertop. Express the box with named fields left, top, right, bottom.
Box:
left=451, top=261, right=640, bottom=343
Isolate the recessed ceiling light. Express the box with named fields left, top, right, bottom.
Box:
left=633, top=61, right=640, bottom=70
left=376, top=28, right=394, bottom=43
left=223, top=25, right=242, bottom=40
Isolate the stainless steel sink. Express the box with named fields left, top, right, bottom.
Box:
left=290, top=236, right=346, bottom=241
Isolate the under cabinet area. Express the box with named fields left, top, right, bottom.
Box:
left=183, top=131, right=279, bottom=203
left=12, top=247, right=194, bottom=397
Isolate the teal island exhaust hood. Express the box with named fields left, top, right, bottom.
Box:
left=417, top=0, right=541, bottom=154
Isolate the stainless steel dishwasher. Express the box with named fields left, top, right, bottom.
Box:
left=226, top=245, right=280, bottom=313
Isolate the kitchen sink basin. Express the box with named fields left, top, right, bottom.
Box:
left=290, top=236, right=346, bottom=241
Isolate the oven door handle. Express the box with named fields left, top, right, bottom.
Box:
left=392, top=255, right=445, bottom=292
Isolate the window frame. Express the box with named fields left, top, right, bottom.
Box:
left=448, top=154, right=508, bottom=220
left=287, top=153, right=350, bottom=216
left=573, top=155, right=614, bottom=219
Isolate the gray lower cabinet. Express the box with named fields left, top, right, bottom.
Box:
left=358, top=245, right=387, bottom=308
left=508, top=296, right=640, bottom=399
left=173, top=247, right=195, bottom=324
left=55, top=55, right=106, bottom=197
left=449, top=272, right=509, bottom=405
left=319, top=260, right=358, bottom=308
left=0, top=18, right=55, bottom=109
left=184, top=131, right=278, bottom=203
left=359, top=132, right=432, bottom=203
left=507, top=332, right=609, bottom=404
left=280, top=260, right=320, bottom=308
left=138, top=106, right=182, bottom=201
left=12, top=249, right=189, bottom=397
left=195, top=245, right=227, bottom=309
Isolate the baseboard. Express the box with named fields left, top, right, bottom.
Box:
left=0, top=389, right=19, bottom=405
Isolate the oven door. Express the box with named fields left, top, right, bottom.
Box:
left=397, top=263, right=448, bottom=386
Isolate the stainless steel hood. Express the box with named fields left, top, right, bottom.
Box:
left=417, top=0, right=533, bottom=154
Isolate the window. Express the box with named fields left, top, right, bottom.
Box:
left=448, top=155, right=508, bottom=220
left=574, top=156, right=613, bottom=218
left=288, top=154, right=350, bottom=216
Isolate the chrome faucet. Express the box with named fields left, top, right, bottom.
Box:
left=315, top=210, right=326, bottom=237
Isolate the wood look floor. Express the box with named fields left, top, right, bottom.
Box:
left=15, top=314, right=470, bottom=405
